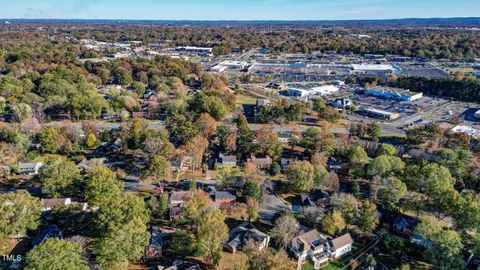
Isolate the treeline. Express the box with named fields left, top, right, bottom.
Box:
left=351, top=76, right=480, bottom=102
left=59, top=26, right=480, bottom=60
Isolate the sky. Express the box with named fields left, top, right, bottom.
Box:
left=0, top=0, right=479, bottom=21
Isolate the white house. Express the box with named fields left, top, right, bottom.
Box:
left=290, top=230, right=353, bottom=269
left=18, top=162, right=43, bottom=176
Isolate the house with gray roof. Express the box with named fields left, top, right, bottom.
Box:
left=226, top=222, right=270, bottom=253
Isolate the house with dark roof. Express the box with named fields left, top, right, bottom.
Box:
left=217, top=153, right=237, bottom=167
left=393, top=213, right=432, bottom=248
left=290, top=230, right=353, bottom=269
left=18, top=162, right=43, bottom=176
left=300, top=190, right=331, bottom=208
left=144, top=226, right=163, bottom=260
left=226, top=222, right=270, bottom=253
left=32, top=226, right=63, bottom=246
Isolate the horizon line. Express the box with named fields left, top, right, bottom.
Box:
left=2, top=16, right=480, bottom=23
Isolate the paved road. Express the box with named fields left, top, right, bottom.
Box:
left=259, top=179, right=291, bottom=225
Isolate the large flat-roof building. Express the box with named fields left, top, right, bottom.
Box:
left=364, top=87, right=423, bottom=101
left=358, top=107, right=400, bottom=120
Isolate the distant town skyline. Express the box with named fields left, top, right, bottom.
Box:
left=0, top=0, right=479, bottom=21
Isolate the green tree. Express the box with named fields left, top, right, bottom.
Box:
left=379, top=177, right=407, bottom=211
left=0, top=191, right=41, bottom=237
left=254, top=129, right=283, bottom=160
left=356, top=200, right=379, bottom=234
left=25, top=238, right=88, bottom=270
left=378, top=144, right=397, bottom=156
left=85, top=133, right=97, bottom=148
left=247, top=197, right=260, bottom=221
left=321, top=210, right=346, bottom=235
left=286, top=161, right=315, bottom=192
left=367, top=123, right=381, bottom=139
left=145, top=155, right=171, bottom=182
left=340, top=195, right=360, bottom=228
left=197, top=209, right=228, bottom=266
left=183, top=189, right=213, bottom=219
left=95, top=218, right=149, bottom=270
left=85, top=167, right=123, bottom=206
left=38, top=157, right=80, bottom=198
left=39, top=128, right=63, bottom=153
left=169, top=230, right=197, bottom=258
left=243, top=181, right=262, bottom=202
left=301, top=127, right=336, bottom=155
left=426, top=230, right=463, bottom=270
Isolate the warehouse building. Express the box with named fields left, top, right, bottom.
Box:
left=358, top=107, right=400, bottom=120
left=363, top=87, right=423, bottom=101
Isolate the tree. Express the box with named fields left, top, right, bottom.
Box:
left=301, top=127, right=336, bottom=155
left=286, top=161, right=315, bottom=192
left=379, top=177, right=407, bottom=211
left=367, top=123, right=381, bottom=139
left=165, top=114, right=198, bottom=145
left=222, top=132, right=237, bottom=153
left=348, top=146, right=370, bottom=176
left=271, top=215, right=300, bottom=249
left=93, top=193, right=150, bottom=236
left=340, top=195, right=360, bottom=229
left=145, top=155, right=171, bottom=182
left=243, top=181, right=262, bottom=202
left=248, top=248, right=295, bottom=270
left=426, top=230, right=463, bottom=270
left=382, top=234, right=405, bottom=257
left=85, top=167, right=123, bottom=206
left=51, top=203, right=88, bottom=236
left=114, top=67, right=133, bottom=86
left=453, top=193, right=480, bottom=231
left=378, top=144, right=397, bottom=156
left=85, top=133, right=97, bottom=148
left=95, top=218, right=149, bottom=270
left=169, top=230, right=197, bottom=258
left=247, top=197, right=260, bottom=221
left=367, top=155, right=405, bottom=177
left=38, top=157, right=80, bottom=198
left=236, top=115, right=252, bottom=157
left=25, top=238, right=88, bottom=270
left=254, top=129, right=283, bottom=160
left=0, top=191, right=41, bottom=237
left=39, top=127, right=63, bottom=153
left=321, top=210, right=346, bottom=235
left=196, top=113, right=217, bottom=138
left=356, top=200, right=379, bottom=234
left=184, top=189, right=213, bottom=219
left=197, top=209, right=228, bottom=266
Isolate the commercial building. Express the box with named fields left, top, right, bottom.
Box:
left=280, top=85, right=339, bottom=99
left=174, top=46, right=213, bottom=54
left=351, top=64, right=400, bottom=75
left=358, top=107, right=400, bottom=120
left=363, top=87, right=423, bottom=101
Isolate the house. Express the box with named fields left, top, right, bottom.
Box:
left=393, top=214, right=431, bottom=248
left=41, top=198, right=72, bottom=212
left=32, top=226, right=63, bottom=246
left=280, top=157, right=296, bottom=171
left=226, top=222, right=270, bottom=253
left=300, top=190, right=331, bottom=207
left=247, top=155, right=273, bottom=170
left=290, top=230, right=353, bottom=269
left=144, top=226, right=163, bottom=260
left=169, top=191, right=191, bottom=207
left=277, top=131, right=292, bottom=144
left=160, top=262, right=201, bottom=270
left=18, top=162, right=43, bottom=175
left=218, top=153, right=237, bottom=167
left=211, top=190, right=236, bottom=206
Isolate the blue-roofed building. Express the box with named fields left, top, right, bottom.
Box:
left=32, top=226, right=63, bottom=246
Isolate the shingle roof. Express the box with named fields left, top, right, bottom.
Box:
left=331, top=233, right=353, bottom=250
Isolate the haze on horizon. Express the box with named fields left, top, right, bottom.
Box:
left=0, top=0, right=479, bottom=21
